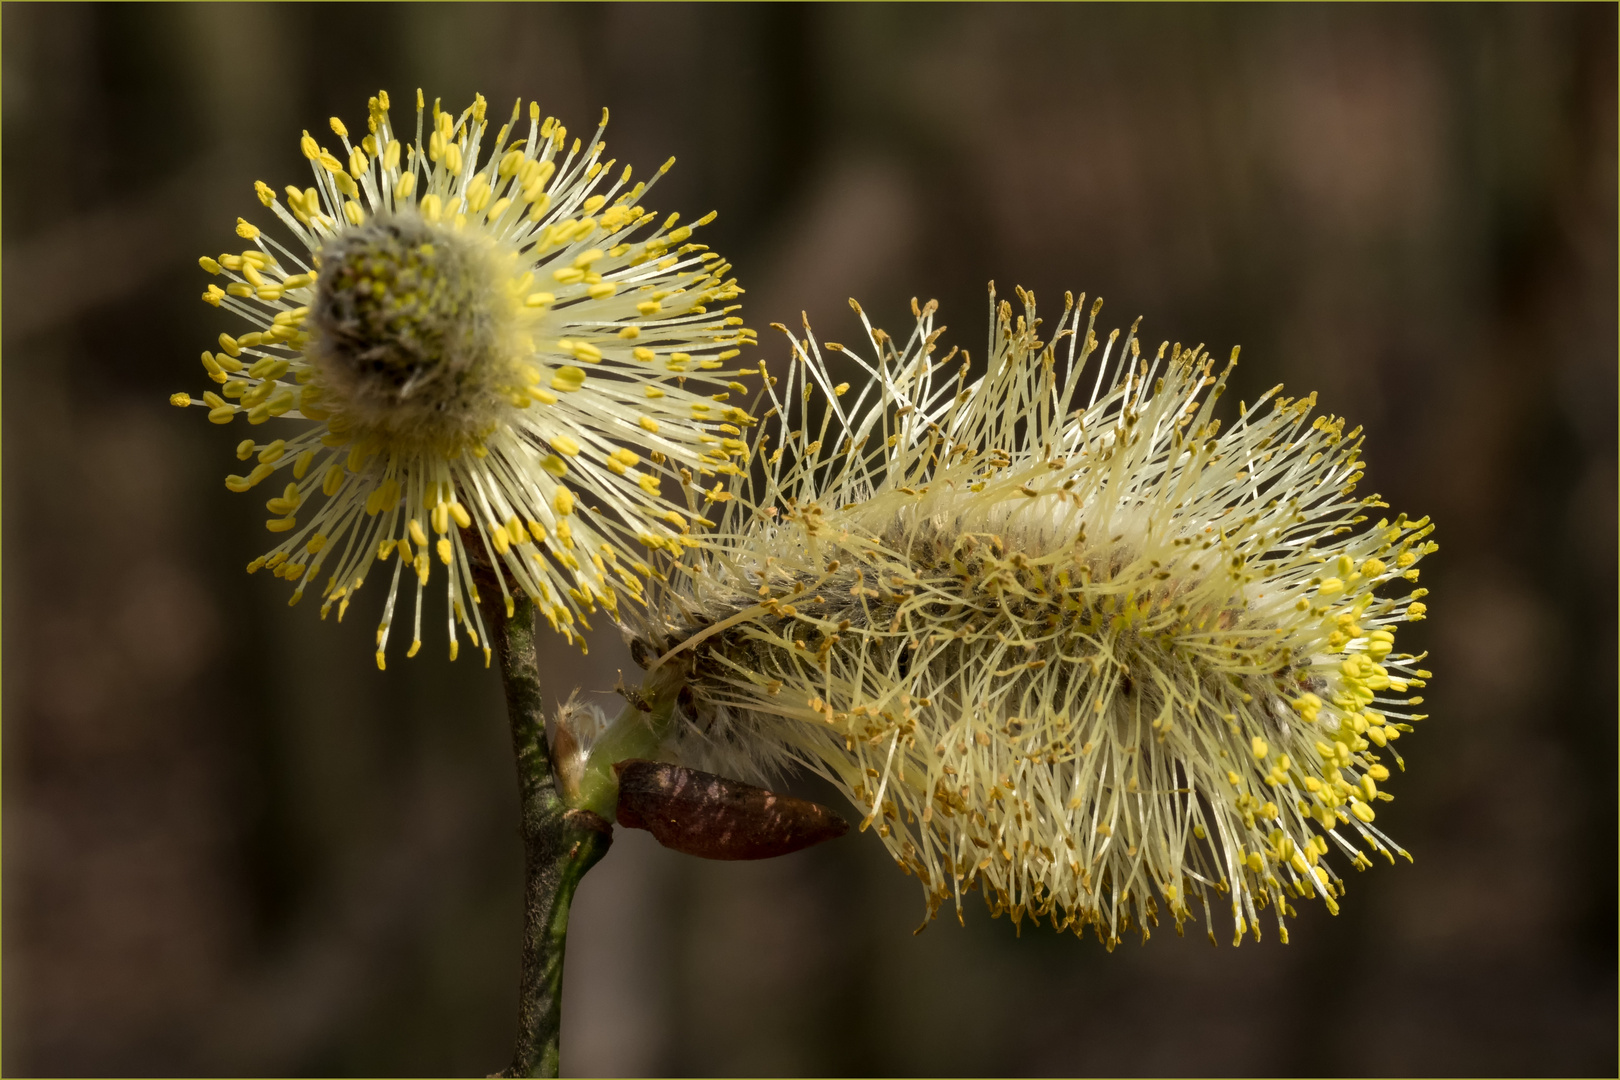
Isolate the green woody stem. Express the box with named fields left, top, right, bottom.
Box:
left=482, top=586, right=612, bottom=1079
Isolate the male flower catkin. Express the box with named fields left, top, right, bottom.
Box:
left=623, top=287, right=1434, bottom=946
left=170, top=90, right=755, bottom=665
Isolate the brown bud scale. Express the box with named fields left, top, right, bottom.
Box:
left=613, top=759, right=848, bottom=860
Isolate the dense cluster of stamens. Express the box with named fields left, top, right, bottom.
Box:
left=171, top=90, right=759, bottom=664
left=623, top=286, right=1434, bottom=946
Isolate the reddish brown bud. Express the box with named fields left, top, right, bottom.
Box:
left=613, top=759, right=848, bottom=860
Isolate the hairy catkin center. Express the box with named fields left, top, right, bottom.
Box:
left=664, top=514, right=1305, bottom=749
left=310, top=214, right=507, bottom=444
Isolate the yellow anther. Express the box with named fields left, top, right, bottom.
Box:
left=449, top=502, right=471, bottom=529
left=525, top=292, right=556, bottom=308
left=587, top=283, right=617, bottom=299
left=524, top=195, right=553, bottom=225
left=552, top=267, right=585, bottom=285
left=1350, top=802, right=1376, bottom=824
left=409, top=518, right=428, bottom=547
left=437, top=538, right=454, bottom=565
left=541, top=454, right=568, bottom=477
left=258, top=439, right=287, bottom=463
left=247, top=356, right=287, bottom=380
left=1251, top=736, right=1268, bottom=760
left=550, top=434, right=582, bottom=457
left=572, top=248, right=605, bottom=268
left=395, top=172, right=417, bottom=200
left=638, top=415, right=659, bottom=433
left=207, top=405, right=238, bottom=424
left=199, top=256, right=222, bottom=275
left=323, top=465, right=345, bottom=497
left=554, top=488, right=576, bottom=516
left=169, top=392, right=192, bottom=408
left=1317, top=577, right=1344, bottom=595
left=632, top=347, right=656, bottom=362
left=550, top=366, right=586, bottom=393
left=266, top=516, right=297, bottom=533
left=236, top=218, right=260, bottom=240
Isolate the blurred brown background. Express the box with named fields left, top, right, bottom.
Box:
left=4, top=3, right=1615, bottom=1076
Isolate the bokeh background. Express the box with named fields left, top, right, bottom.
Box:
left=4, top=3, right=1615, bottom=1076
